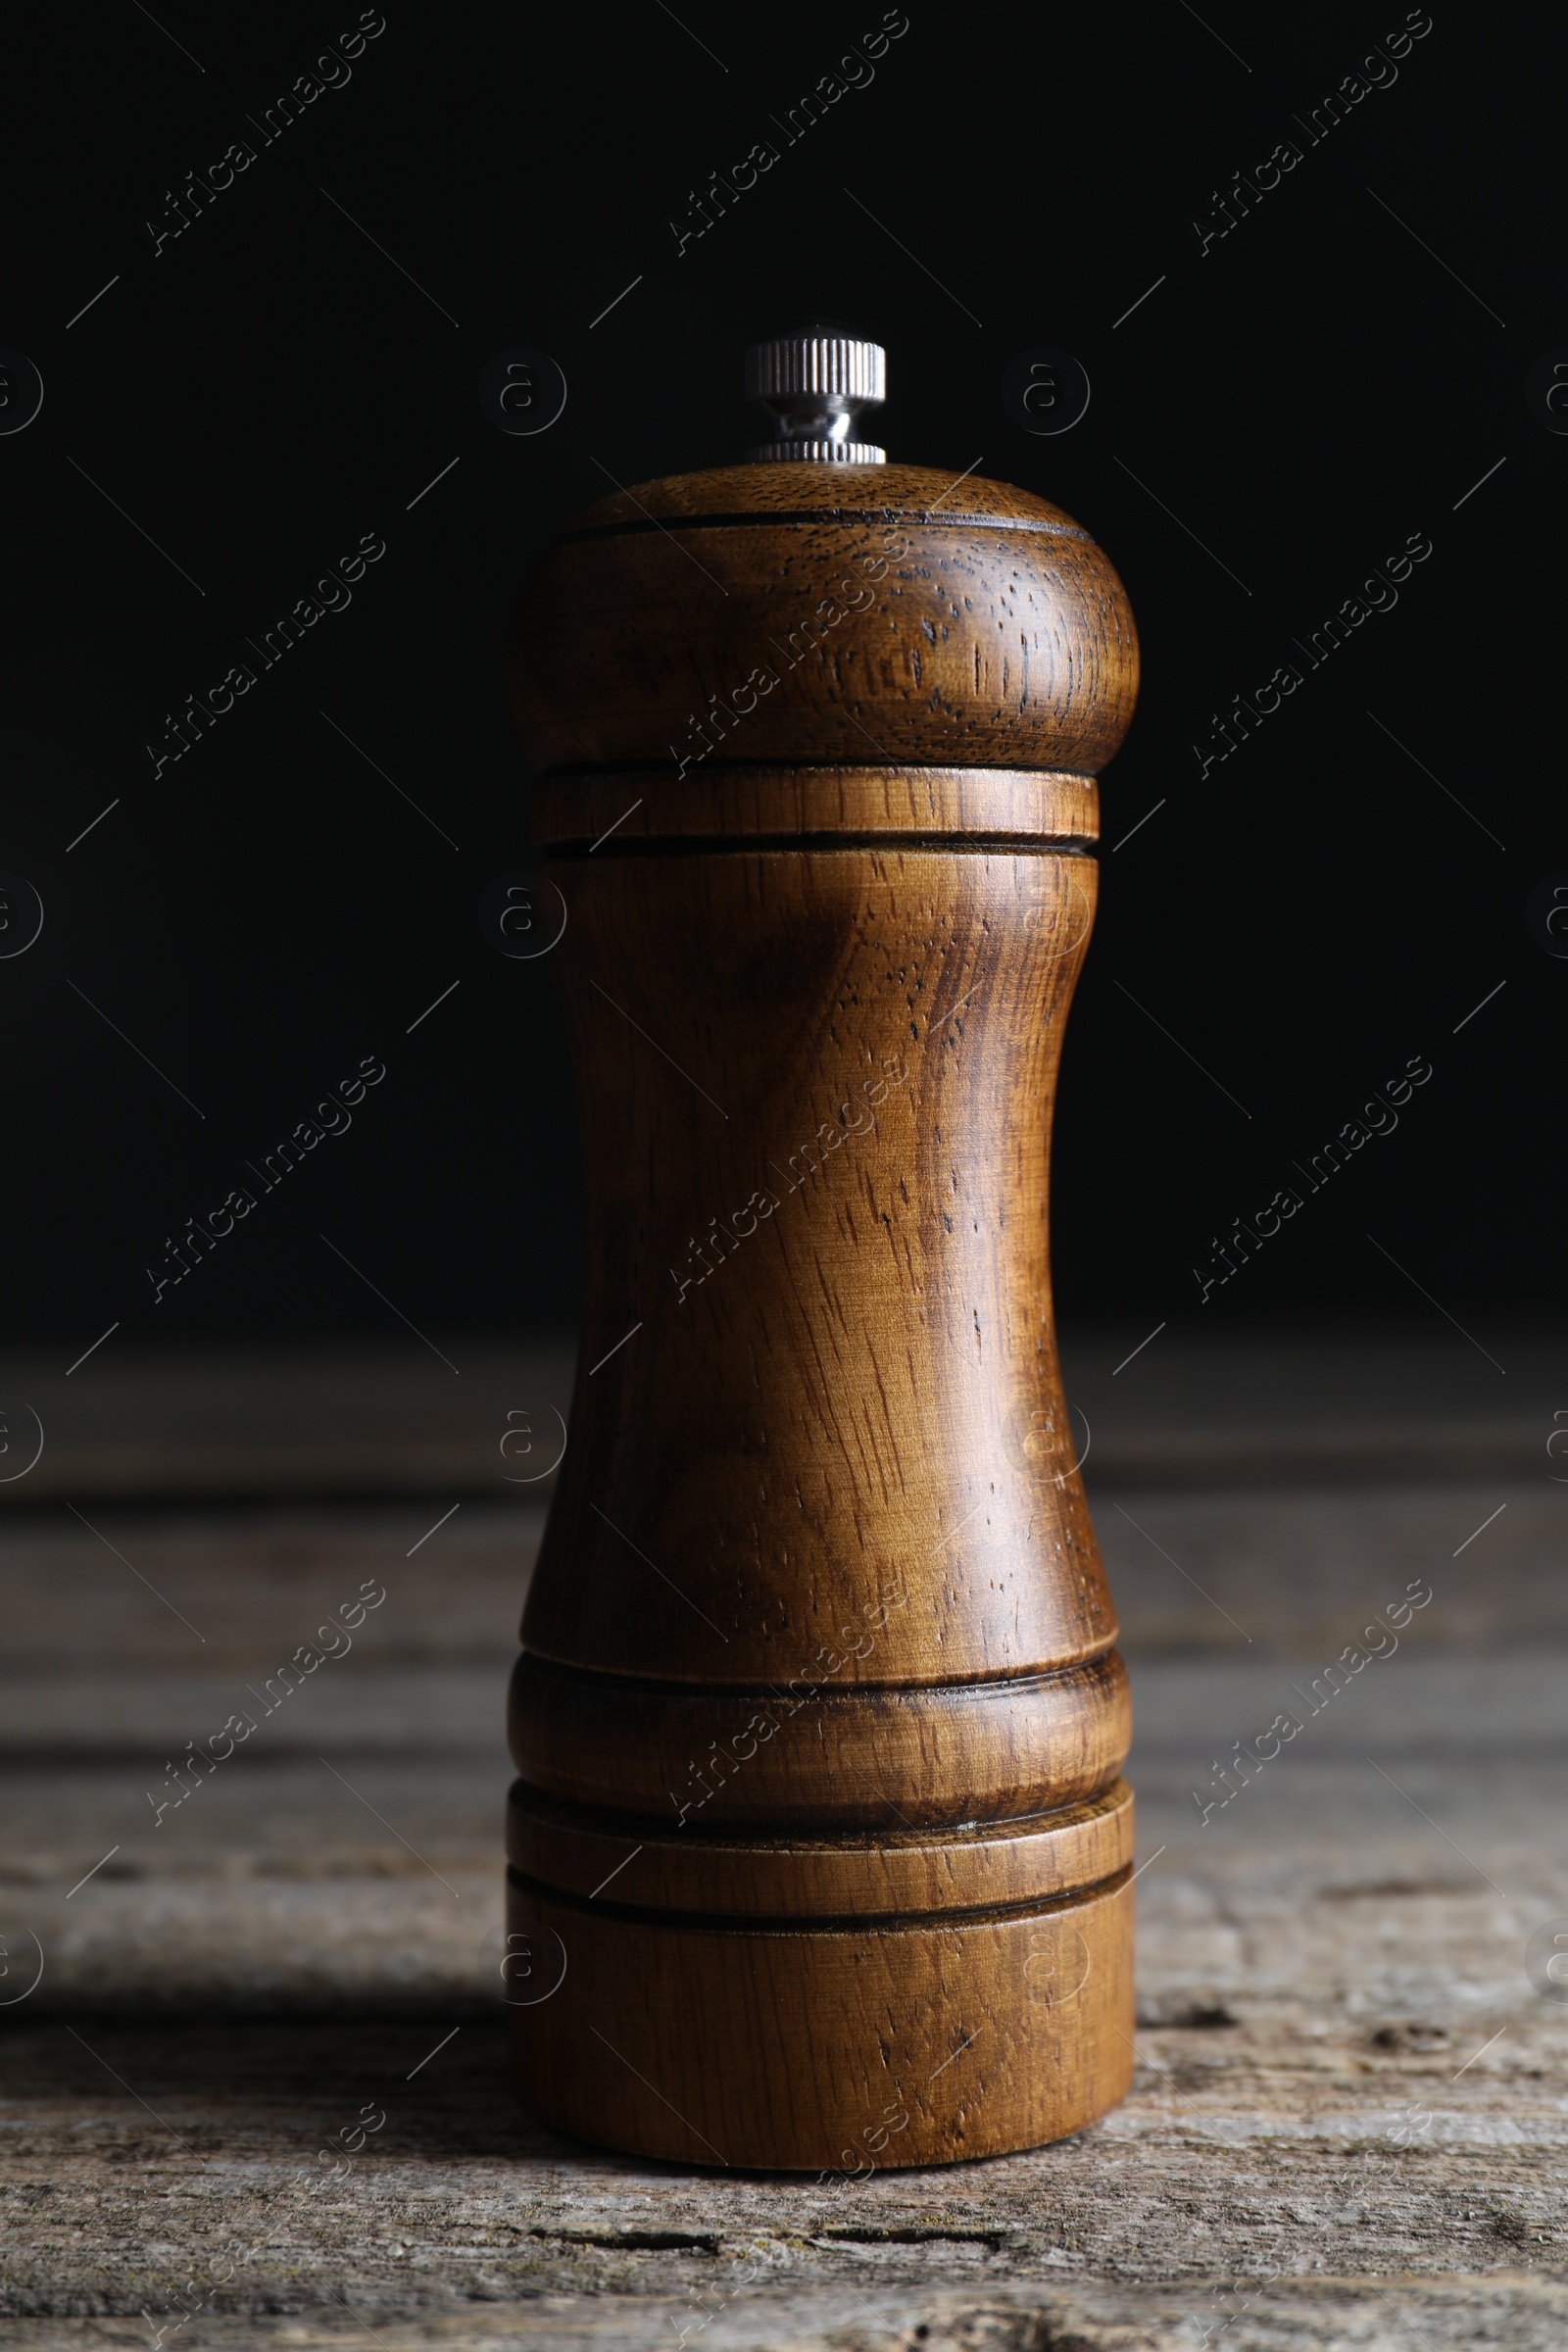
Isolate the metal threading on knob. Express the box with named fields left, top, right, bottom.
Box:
left=744, top=331, right=886, bottom=464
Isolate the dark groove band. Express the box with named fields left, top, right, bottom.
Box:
left=513, top=1648, right=1120, bottom=1703
left=507, top=1858, right=1133, bottom=1936
left=555, top=510, right=1093, bottom=548
left=536, top=832, right=1101, bottom=858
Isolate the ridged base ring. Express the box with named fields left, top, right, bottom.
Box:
left=505, top=1807, right=1134, bottom=2170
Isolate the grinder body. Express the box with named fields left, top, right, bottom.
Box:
left=505, top=455, right=1140, bottom=2169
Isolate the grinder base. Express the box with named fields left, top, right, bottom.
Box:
left=506, top=1854, right=1134, bottom=2171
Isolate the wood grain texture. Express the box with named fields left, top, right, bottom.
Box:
left=508, top=455, right=1139, bottom=2169
left=510, top=464, right=1139, bottom=777
left=7, top=1440, right=1568, bottom=2345
left=555, top=462, right=1094, bottom=529
left=506, top=1871, right=1136, bottom=2171
left=507, top=1652, right=1130, bottom=1831
left=515, top=850, right=1108, bottom=1690
left=529, top=764, right=1100, bottom=849
left=506, top=1777, right=1136, bottom=1916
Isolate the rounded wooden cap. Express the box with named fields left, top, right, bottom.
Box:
left=510, top=461, right=1139, bottom=778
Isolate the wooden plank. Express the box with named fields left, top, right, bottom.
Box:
left=1, top=1450, right=1563, bottom=2339
left=2, top=1326, right=1551, bottom=1505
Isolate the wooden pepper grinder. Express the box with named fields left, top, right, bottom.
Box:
left=505, top=331, right=1140, bottom=2169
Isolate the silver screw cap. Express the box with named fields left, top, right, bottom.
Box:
left=744, top=330, right=886, bottom=464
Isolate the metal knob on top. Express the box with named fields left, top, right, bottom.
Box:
left=744, top=329, right=886, bottom=463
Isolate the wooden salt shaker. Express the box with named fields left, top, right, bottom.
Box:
left=505, top=332, right=1140, bottom=2169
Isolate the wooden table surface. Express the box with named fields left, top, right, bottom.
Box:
left=1, top=1328, right=1563, bottom=2347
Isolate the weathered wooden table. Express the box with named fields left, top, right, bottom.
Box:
left=2, top=1330, right=1562, bottom=2346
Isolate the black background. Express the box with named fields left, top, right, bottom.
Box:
left=5, top=0, right=1560, bottom=1354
